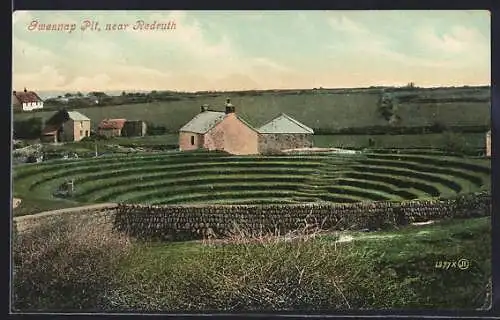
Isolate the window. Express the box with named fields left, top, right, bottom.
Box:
left=85, top=130, right=89, bottom=137
left=191, top=136, right=195, bottom=145
left=80, top=130, right=83, bottom=137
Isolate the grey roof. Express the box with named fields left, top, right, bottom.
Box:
left=179, top=111, right=226, bottom=134
left=258, top=113, right=314, bottom=134
left=67, top=111, right=90, bottom=121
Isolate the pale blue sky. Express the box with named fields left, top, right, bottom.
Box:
left=12, top=10, right=490, bottom=92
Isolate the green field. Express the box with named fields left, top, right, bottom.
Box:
left=13, top=149, right=491, bottom=216
left=14, top=87, right=490, bottom=133
left=313, top=132, right=486, bottom=150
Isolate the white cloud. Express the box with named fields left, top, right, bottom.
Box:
left=12, top=10, right=300, bottom=91
left=249, top=57, right=294, bottom=73
left=327, top=15, right=370, bottom=35
left=128, top=11, right=234, bottom=59
left=61, top=34, right=127, bottom=63
left=12, top=37, right=59, bottom=72
left=14, top=66, right=67, bottom=89
left=327, top=14, right=489, bottom=70
left=415, top=25, right=489, bottom=56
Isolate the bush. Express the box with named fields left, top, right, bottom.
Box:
left=81, top=134, right=108, bottom=142
left=146, top=123, right=168, bottom=136
left=109, top=227, right=370, bottom=311
left=13, top=117, right=43, bottom=139
left=12, top=214, right=132, bottom=311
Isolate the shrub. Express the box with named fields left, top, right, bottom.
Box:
left=81, top=134, right=108, bottom=142
left=13, top=117, right=43, bottom=140
left=12, top=214, right=132, bottom=312
left=109, top=226, right=372, bottom=311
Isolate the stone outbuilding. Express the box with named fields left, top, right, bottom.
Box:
left=257, top=113, right=314, bottom=154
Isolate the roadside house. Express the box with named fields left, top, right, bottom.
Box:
left=41, top=109, right=91, bottom=143
left=179, top=100, right=259, bottom=155
left=257, top=113, right=314, bottom=154
left=12, top=88, right=44, bottom=111
left=98, top=118, right=127, bottom=138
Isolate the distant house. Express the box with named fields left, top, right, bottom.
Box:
left=41, top=109, right=91, bottom=143
left=98, top=118, right=127, bottom=138
left=486, top=130, right=491, bottom=157
left=122, top=120, right=147, bottom=137
left=179, top=100, right=259, bottom=155
left=257, top=113, right=314, bottom=154
left=12, top=88, right=44, bottom=111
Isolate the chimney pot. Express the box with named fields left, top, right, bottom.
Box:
left=24, top=87, right=27, bottom=92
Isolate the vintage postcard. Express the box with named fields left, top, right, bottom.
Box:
left=11, top=10, right=492, bottom=314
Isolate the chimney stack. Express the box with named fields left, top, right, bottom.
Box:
left=201, top=104, right=209, bottom=113
left=225, top=98, right=235, bottom=114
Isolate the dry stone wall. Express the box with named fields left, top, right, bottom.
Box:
left=112, top=191, right=491, bottom=241
left=258, top=133, right=313, bottom=154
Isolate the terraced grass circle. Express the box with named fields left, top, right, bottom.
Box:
left=13, top=150, right=491, bottom=206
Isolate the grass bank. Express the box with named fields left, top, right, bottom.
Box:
left=12, top=215, right=491, bottom=312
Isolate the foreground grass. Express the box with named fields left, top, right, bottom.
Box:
left=13, top=215, right=491, bottom=312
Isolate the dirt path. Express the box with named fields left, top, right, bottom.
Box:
left=13, top=203, right=118, bottom=222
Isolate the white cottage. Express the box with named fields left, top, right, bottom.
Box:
left=12, top=88, right=44, bottom=111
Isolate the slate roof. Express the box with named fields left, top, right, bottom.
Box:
left=99, top=118, right=127, bottom=130
left=179, top=111, right=227, bottom=134
left=258, top=113, right=314, bottom=134
left=67, top=111, right=90, bottom=121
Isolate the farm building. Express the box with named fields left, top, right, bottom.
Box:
left=257, top=113, right=314, bottom=154
left=12, top=88, right=44, bottom=112
left=41, top=110, right=91, bottom=143
left=122, top=120, right=147, bottom=137
left=179, top=100, right=259, bottom=155
left=486, top=130, right=491, bottom=157
left=98, top=118, right=127, bottom=138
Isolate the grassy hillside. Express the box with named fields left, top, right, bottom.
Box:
left=13, top=86, right=490, bottom=133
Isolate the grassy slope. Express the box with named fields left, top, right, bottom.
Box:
left=12, top=151, right=490, bottom=216
left=13, top=87, right=490, bottom=132
left=114, top=216, right=491, bottom=311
